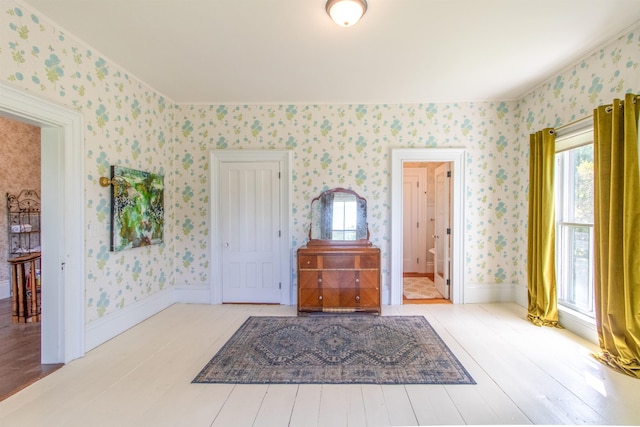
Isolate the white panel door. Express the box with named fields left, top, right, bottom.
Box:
left=220, top=161, right=281, bottom=303
left=403, top=167, right=427, bottom=273
left=434, top=163, right=451, bottom=299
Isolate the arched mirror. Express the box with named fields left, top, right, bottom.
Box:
left=308, top=188, right=370, bottom=246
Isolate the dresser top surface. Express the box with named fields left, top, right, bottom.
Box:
left=298, top=245, right=379, bottom=254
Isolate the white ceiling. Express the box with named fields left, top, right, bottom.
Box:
left=21, top=0, right=640, bottom=105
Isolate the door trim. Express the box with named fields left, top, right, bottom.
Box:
left=0, top=83, right=85, bottom=363
left=391, top=148, right=465, bottom=305
left=210, top=150, right=292, bottom=305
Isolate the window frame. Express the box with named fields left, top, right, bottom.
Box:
left=554, top=121, right=595, bottom=318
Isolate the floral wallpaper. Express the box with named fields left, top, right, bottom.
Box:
left=173, top=101, right=521, bottom=297
left=0, top=116, right=40, bottom=285
left=1, top=0, right=638, bottom=324
left=1, top=0, right=176, bottom=322
left=515, top=29, right=640, bottom=287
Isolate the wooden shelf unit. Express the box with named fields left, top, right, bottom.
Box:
left=6, top=190, right=42, bottom=323
left=6, top=190, right=41, bottom=257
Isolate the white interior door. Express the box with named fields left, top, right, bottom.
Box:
left=434, top=163, right=451, bottom=299
left=402, top=168, right=419, bottom=273
left=402, top=168, right=427, bottom=273
left=220, top=161, right=281, bottom=303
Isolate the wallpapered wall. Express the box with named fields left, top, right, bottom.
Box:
left=1, top=0, right=176, bottom=322
left=515, top=28, right=640, bottom=289
left=174, top=101, right=521, bottom=297
left=1, top=0, right=638, bottom=323
left=0, top=116, right=40, bottom=284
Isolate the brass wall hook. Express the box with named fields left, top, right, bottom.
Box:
left=99, top=176, right=113, bottom=187
left=99, top=175, right=137, bottom=197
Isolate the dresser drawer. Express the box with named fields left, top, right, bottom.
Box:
left=299, top=288, right=323, bottom=309
left=359, top=254, right=379, bottom=269
left=358, top=270, right=379, bottom=289
left=356, top=287, right=379, bottom=308
left=323, top=270, right=356, bottom=288
left=337, top=288, right=378, bottom=308
left=298, top=271, right=320, bottom=289
left=298, top=255, right=318, bottom=269
left=322, top=255, right=355, bottom=269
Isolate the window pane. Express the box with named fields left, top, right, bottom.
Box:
left=343, top=201, right=357, bottom=230
left=555, top=143, right=594, bottom=317
left=570, top=145, right=594, bottom=224
left=332, top=200, right=357, bottom=239
left=557, top=224, right=594, bottom=316
left=332, top=202, right=345, bottom=230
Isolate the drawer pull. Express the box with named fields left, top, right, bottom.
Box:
left=319, top=295, right=323, bottom=300
left=355, top=278, right=360, bottom=283
left=355, top=295, right=360, bottom=302
left=318, top=278, right=322, bottom=283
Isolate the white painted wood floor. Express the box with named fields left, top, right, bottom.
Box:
left=1, top=302, right=639, bottom=426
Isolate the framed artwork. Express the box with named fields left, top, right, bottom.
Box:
left=109, top=165, right=164, bottom=252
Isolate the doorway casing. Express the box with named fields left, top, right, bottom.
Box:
left=391, top=148, right=465, bottom=305
left=0, top=84, right=85, bottom=363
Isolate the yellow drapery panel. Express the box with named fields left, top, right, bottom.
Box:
left=527, top=128, right=559, bottom=327
left=593, top=93, right=640, bottom=379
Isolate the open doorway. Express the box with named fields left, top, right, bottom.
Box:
left=0, top=117, right=53, bottom=400
left=402, top=162, right=451, bottom=304
left=0, top=84, right=85, bottom=369
left=390, top=148, right=465, bottom=306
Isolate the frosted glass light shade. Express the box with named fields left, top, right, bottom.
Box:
left=326, top=0, right=367, bottom=27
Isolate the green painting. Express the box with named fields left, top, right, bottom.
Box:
left=110, top=166, right=164, bottom=252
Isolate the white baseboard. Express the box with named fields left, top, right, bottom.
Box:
left=175, top=284, right=211, bottom=304
left=514, top=283, right=528, bottom=308
left=85, top=287, right=175, bottom=352
left=0, top=279, right=9, bottom=300
left=75, top=279, right=599, bottom=354
left=513, top=282, right=598, bottom=345
left=463, top=283, right=515, bottom=303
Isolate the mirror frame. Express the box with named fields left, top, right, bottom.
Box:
left=307, top=187, right=371, bottom=246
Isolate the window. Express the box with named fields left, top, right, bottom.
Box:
left=331, top=194, right=357, bottom=240
left=555, top=135, right=594, bottom=318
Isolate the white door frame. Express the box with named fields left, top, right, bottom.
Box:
left=0, top=83, right=85, bottom=363
left=391, top=148, right=465, bottom=305
left=210, top=150, right=292, bottom=305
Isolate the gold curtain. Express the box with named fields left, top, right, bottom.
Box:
left=527, top=128, right=559, bottom=327
left=592, top=93, right=640, bottom=378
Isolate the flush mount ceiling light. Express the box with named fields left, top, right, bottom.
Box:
left=326, top=0, right=368, bottom=27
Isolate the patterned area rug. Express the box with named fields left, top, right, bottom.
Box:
left=403, top=276, right=444, bottom=299
left=193, top=316, right=474, bottom=385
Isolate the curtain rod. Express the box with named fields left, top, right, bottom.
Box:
left=554, top=114, right=593, bottom=133
left=554, top=94, right=639, bottom=133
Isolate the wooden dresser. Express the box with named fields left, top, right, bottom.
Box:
left=297, top=245, right=381, bottom=315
